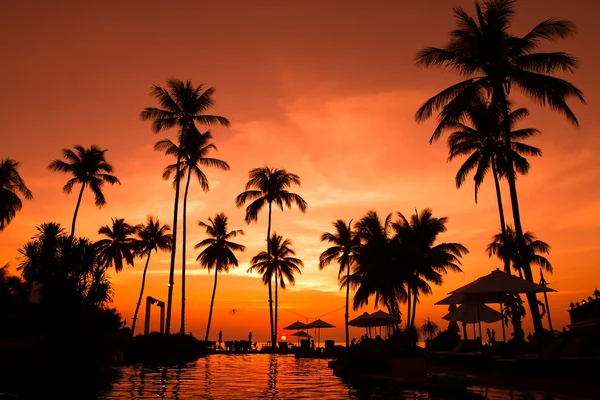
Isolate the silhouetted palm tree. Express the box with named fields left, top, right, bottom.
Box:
left=421, top=317, right=439, bottom=342
left=195, top=213, right=245, bottom=341
left=393, top=209, right=467, bottom=327
left=156, top=129, right=230, bottom=333
left=131, top=216, right=173, bottom=335
left=352, top=211, right=406, bottom=319
left=0, top=159, right=33, bottom=231
left=487, top=225, right=552, bottom=279
left=319, top=219, right=360, bottom=347
left=249, top=234, right=303, bottom=341
left=141, top=79, right=230, bottom=334
left=445, top=97, right=542, bottom=273
left=235, top=167, right=307, bottom=347
left=415, top=0, right=585, bottom=334
left=48, top=145, right=120, bottom=237
left=95, top=218, right=137, bottom=273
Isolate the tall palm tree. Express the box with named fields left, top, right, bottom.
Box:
left=415, top=0, right=585, bottom=335
left=235, top=167, right=307, bottom=347
left=195, top=213, right=245, bottom=341
left=352, top=211, right=406, bottom=320
left=445, top=97, right=542, bottom=273
left=319, top=219, right=360, bottom=347
left=0, top=159, right=33, bottom=231
left=156, top=129, right=230, bottom=334
left=131, top=216, right=173, bottom=335
left=393, top=209, right=468, bottom=327
left=48, top=145, right=120, bottom=237
left=249, top=234, right=303, bottom=342
left=95, top=218, right=137, bottom=273
left=487, top=225, right=552, bottom=279
left=421, top=317, right=440, bottom=342
left=141, top=79, right=230, bottom=334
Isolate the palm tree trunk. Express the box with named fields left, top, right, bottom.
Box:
left=496, top=88, right=543, bottom=336
left=267, top=202, right=275, bottom=347
left=275, top=270, right=278, bottom=344
left=205, top=268, right=219, bottom=341
left=406, top=286, right=412, bottom=328
left=180, top=170, right=192, bottom=334
left=491, top=158, right=511, bottom=274
left=70, top=183, right=86, bottom=238
left=165, top=142, right=184, bottom=335
left=344, top=262, right=350, bottom=348
left=131, top=252, right=152, bottom=335
left=411, top=292, right=418, bottom=327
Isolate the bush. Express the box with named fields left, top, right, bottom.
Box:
left=430, top=329, right=461, bottom=351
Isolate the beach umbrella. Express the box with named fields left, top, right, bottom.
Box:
left=442, top=303, right=502, bottom=324
left=283, top=320, right=309, bottom=346
left=349, top=310, right=401, bottom=337
left=290, top=331, right=312, bottom=338
left=306, top=319, right=335, bottom=348
left=348, top=312, right=371, bottom=327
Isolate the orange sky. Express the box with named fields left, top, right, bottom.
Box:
left=1, top=0, right=599, bottom=343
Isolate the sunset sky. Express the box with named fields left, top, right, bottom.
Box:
left=1, top=0, right=598, bottom=343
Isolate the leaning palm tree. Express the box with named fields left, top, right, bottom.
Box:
left=393, top=209, right=468, bottom=327
left=445, top=96, right=542, bottom=273
left=156, top=129, right=230, bottom=334
left=319, top=219, right=360, bottom=347
left=415, top=0, right=585, bottom=335
left=0, top=159, right=33, bottom=231
left=249, top=234, right=303, bottom=342
left=487, top=225, right=552, bottom=279
left=95, top=218, right=137, bottom=273
left=195, top=213, right=245, bottom=341
left=48, top=145, right=120, bottom=237
left=235, top=167, right=307, bottom=347
left=421, top=317, right=439, bottom=343
left=131, top=216, right=173, bottom=335
left=141, top=79, right=230, bottom=334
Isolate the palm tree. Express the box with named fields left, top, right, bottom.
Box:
left=487, top=225, right=552, bottom=279
left=415, top=0, right=585, bottom=335
left=131, top=216, right=173, bottom=335
left=48, top=145, right=120, bottom=237
left=95, top=218, right=137, bottom=273
left=141, top=79, right=230, bottom=334
left=249, top=234, right=303, bottom=342
left=0, top=159, right=33, bottom=231
left=393, top=209, right=468, bottom=327
left=235, top=167, right=307, bottom=347
left=195, top=213, right=245, bottom=341
left=421, top=317, right=439, bottom=343
left=352, top=211, right=406, bottom=320
left=445, top=96, right=542, bottom=273
left=319, top=219, right=360, bottom=347
left=155, top=129, right=230, bottom=333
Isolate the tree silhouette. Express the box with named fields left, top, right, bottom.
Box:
left=415, top=0, right=585, bottom=335
left=235, top=166, right=307, bottom=347
left=319, top=220, right=360, bottom=347
left=421, top=317, right=439, bottom=342
left=0, top=158, right=33, bottom=231
left=95, top=218, right=137, bottom=273
left=155, top=129, right=230, bottom=333
left=195, top=213, right=245, bottom=341
left=131, top=216, right=173, bottom=335
left=48, top=145, right=120, bottom=237
left=141, top=78, right=229, bottom=334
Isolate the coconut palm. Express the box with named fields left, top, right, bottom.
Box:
left=195, top=213, right=245, bottom=341
left=249, top=234, right=303, bottom=342
left=95, top=218, right=137, bottom=273
left=48, top=145, right=120, bottom=237
left=487, top=225, right=552, bottom=279
left=0, top=159, right=33, bottom=231
left=235, top=167, right=307, bottom=347
left=141, top=79, right=230, bottom=334
left=156, top=129, right=230, bottom=334
left=421, top=317, right=439, bottom=342
left=319, top=219, right=360, bottom=347
left=131, top=216, right=173, bottom=335
left=415, top=0, right=585, bottom=335
left=445, top=96, right=542, bottom=273
left=352, top=211, right=406, bottom=320
left=393, top=209, right=468, bottom=327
